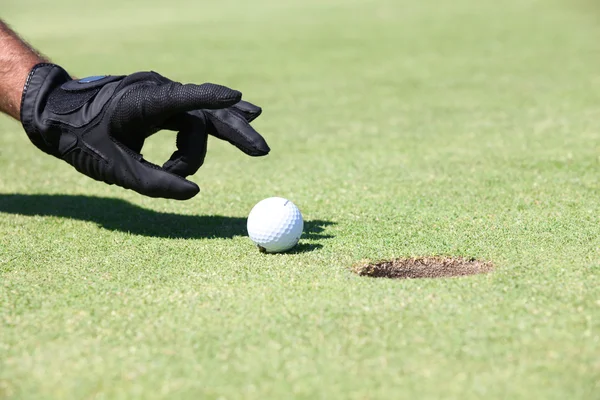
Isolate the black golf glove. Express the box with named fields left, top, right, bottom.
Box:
left=20, top=63, right=270, bottom=200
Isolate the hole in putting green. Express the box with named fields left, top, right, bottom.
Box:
left=352, top=257, right=493, bottom=279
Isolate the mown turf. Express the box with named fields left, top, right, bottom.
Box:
left=1, top=0, right=599, bottom=398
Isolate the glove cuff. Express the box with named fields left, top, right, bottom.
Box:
left=20, top=63, right=71, bottom=155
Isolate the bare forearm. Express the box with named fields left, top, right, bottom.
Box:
left=0, top=21, right=46, bottom=120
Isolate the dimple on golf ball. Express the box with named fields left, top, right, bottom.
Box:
left=247, top=197, right=304, bottom=253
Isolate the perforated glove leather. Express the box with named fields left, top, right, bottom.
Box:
left=20, top=63, right=270, bottom=200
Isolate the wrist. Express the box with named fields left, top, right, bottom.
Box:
left=0, top=21, right=47, bottom=120
left=20, top=63, right=71, bottom=156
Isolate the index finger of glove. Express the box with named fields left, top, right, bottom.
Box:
left=144, top=82, right=242, bottom=120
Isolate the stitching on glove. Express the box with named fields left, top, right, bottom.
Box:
left=20, top=63, right=56, bottom=124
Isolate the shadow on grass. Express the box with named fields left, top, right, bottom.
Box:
left=284, top=243, right=324, bottom=254
left=0, top=194, right=335, bottom=244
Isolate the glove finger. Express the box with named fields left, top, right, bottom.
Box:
left=231, top=100, right=262, bottom=123
left=108, top=141, right=200, bottom=200
left=127, top=159, right=200, bottom=200
left=204, top=108, right=270, bottom=156
left=162, top=116, right=208, bottom=178
left=144, top=82, right=242, bottom=121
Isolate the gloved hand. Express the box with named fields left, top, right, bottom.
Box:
left=20, top=63, right=270, bottom=200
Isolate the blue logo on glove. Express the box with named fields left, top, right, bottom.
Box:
left=78, top=76, right=107, bottom=83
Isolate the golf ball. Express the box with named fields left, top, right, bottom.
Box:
left=247, top=197, right=304, bottom=253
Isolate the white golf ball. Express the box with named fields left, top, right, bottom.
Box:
left=247, top=197, right=304, bottom=253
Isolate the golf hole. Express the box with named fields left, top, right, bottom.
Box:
left=352, top=257, right=493, bottom=280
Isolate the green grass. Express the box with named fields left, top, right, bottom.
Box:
left=1, top=0, right=599, bottom=398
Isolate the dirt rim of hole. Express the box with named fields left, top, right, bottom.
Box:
left=352, top=256, right=494, bottom=280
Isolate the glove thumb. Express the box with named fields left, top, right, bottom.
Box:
left=103, top=141, right=200, bottom=200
